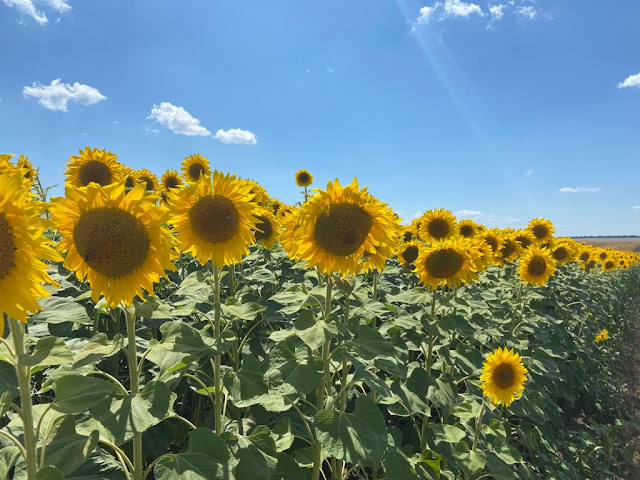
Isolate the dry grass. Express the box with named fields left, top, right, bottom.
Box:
left=574, top=237, right=640, bottom=253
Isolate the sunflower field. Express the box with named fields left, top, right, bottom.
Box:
left=1, top=149, right=639, bottom=480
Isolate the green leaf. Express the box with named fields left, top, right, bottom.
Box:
left=37, top=466, right=64, bottom=480
left=270, top=453, right=306, bottom=480
left=43, top=416, right=99, bottom=475
left=0, top=391, right=12, bottom=417
left=175, top=271, right=211, bottom=303
left=154, top=428, right=236, bottom=480
left=294, top=310, right=338, bottom=351
left=135, top=297, right=174, bottom=320
left=314, top=396, right=388, bottom=468
left=31, top=297, right=91, bottom=325
left=430, top=424, right=467, bottom=444
left=453, top=442, right=486, bottom=475
left=0, top=360, right=18, bottom=399
left=225, top=355, right=269, bottom=406
left=271, top=417, right=295, bottom=453
left=52, top=375, right=117, bottom=414
left=235, top=426, right=278, bottom=480
left=222, top=300, right=265, bottom=322
left=265, top=340, right=325, bottom=396
left=72, top=334, right=124, bottom=369
left=18, top=337, right=74, bottom=367
left=350, top=325, right=397, bottom=361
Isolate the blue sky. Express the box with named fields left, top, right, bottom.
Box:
left=1, top=0, right=639, bottom=235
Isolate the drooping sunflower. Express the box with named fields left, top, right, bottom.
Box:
left=242, top=179, right=269, bottom=205
left=295, top=178, right=399, bottom=276
left=595, top=329, right=608, bottom=343
left=418, top=209, right=457, bottom=244
left=135, top=168, right=159, bottom=191
left=161, top=169, right=183, bottom=191
left=0, top=171, right=61, bottom=329
left=65, top=146, right=124, bottom=188
left=181, top=153, right=211, bottom=183
left=518, top=245, right=557, bottom=286
left=550, top=240, right=575, bottom=265
left=280, top=207, right=301, bottom=259
left=467, top=236, right=494, bottom=273
left=167, top=171, right=259, bottom=268
left=398, top=241, right=421, bottom=266
left=414, top=238, right=477, bottom=290
left=495, top=233, right=522, bottom=266
left=253, top=207, right=281, bottom=250
left=526, top=218, right=555, bottom=243
left=295, top=169, right=314, bottom=187
left=16, top=155, right=37, bottom=184
left=480, top=347, right=527, bottom=407
left=514, top=230, right=535, bottom=250
left=457, top=219, right=479, bottom=238
left=51, top=182, right=176, bottom=307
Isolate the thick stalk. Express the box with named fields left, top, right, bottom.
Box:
left=340, top=296, right=350, bottom=411
left=124, top=307, right=143, bottom=480
left=304, top=186, right=309, bottom=202
left=213, top=264, right=223, bottom=435
left=426, top=289, right=438, bottom=375
left=9, top=318, right=37, bottom=480
left=471, top=401, right=487, bottom=452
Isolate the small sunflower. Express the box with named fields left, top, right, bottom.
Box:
left=480, top=347, right=527, bottom=407
left=418, top=209, right=457, bottom=244
left=550, top=240, right=575, bottom=265
left=167, top=171, right=259, bottom=268
left=0, top=171, right=61, bottom=328
left=134, top=168, right=159, bottom=191
left=253, top=207, right=281, bottom=250
left=526, top=218, right=555, bottom=243
left=479, top=228, right=504, bottom=258
left=161, top=169, right=183, bottom=191
left=495, top=233, right=523, bottom=266
left=577, top=246, right=592, bottom=264
left=398, top=241, right=421, bottom=266
left=242, top=179, right=269, bottom=205
left=467, top=236, right=494, bottom=272
left=51, top=182, right=176, bottom=307
left=595, top=329, right=608, bottom=343
left=181, top=153, right=211, bottom=183
left=401, top=227, right=414, bottom=243
left=596, top=248, right=610, bottom=263
left=457, top=219, right=479, bottom=238
left=295, top=178, right=399, bottom=276
left=16, top=155, right=37, bottom=183
left=518, top=245, right=557, bottom=286
left=122, top=166, right=136, bottom=188
left=514, top=230, right=535, bottom=250
left=295, top=169, right=314, bottom=187
left=583, top=259, right=597, bottom=272
left=65, top=146, right=123, bottom=188
left=602, top=259, right=617, bottom=272
left=414, top=238, right=477, bottom=290
left=280, top=208, right=301, bottom=259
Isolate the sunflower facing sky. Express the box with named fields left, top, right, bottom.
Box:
left=167, top=171, right=259, bottom=268
left=414, top=238, right=477, bottom=290
left=0, top=170, right=61, bottom=330
left=480, top=347, right=527, bottom=407
left=65, top=146, right=124, bottom=188
left=294, top=177, right=399, bottom=276
left=51, top=182, right=176, bottom=307
left=418, top=209, right=457, bottom=244
left=181, top=153, right=211, bottom=183
left=295, top=169, right=314, bottom=187
left=518, top=245, right=557, bottom=286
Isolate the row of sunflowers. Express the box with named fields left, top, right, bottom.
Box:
left=0, top=147, right=638, bottom=480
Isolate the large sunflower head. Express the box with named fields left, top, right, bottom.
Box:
left=295, top=178, right=400, bottom=276
left=167, top=171, right=259, bottom=268
left=51, top=182, right=176, bottom=307
left=0, top=170, right=61, bottom=327
left=65, top=146, right=124, bottom=188
left=161, top=169, right=183, bottom=191
left=414, top=238, right=478, bottom=290
left=398, top=241, right=421, bottom=266
left=518, top=245, right=557, bottom=286
left=295, top=169, right=314, bottom=187
left=181, top=153, right=211, bottom=183
left=526, top=218, right=555, bottom=243
left=253, top=207, right=281, bottom=250
left=480, top=347, right=527, bottom=407
left=457, top=219, right=479, bottom=238
left=550, top=240, right=576, bottom=265
left=418, top=209, right=457, bottom=244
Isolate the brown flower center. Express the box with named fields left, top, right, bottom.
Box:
left=425, top=248, right=465, bottom=278
left=403, top=231, right=413, bottom=242
left=501, top=240, right=516, bottom=259
left=139, top=176, right=155, bottom=191
left=585, top=260, right=596, bottom=271
left=0, top=214, right=16, bottom=280
left=493, top=363, right=515, bottom=389
left=164, top=176, right=180, bottom=189
left=189, top=195, right=239, bottom=244
left=485, top=236, right=499, bottom=252
left=188, top=163, right=206, bottom=181
left=427, top=218, right=450, bottom=240
left=73, top=207, right=150, bottom=279
left=516, top=235, right=532, bottom=249
left=125, top=176, right=134, bottom=188
left=605, top=261, right=614, bottom=270
left=314, top=203, right=372, bottom=256
left=527, top=255, right=547, bottom=276
left=78, top=160, right=113, bottom=186
left=532, top=224, right=548, bottom=239
left=254, top=215, right=273, bottom=241
left=401, top=245, right=419, bottom=264
left=552, top=247, right=567, bottom=261
left=459, top=225, right=474, bottom=237
left=579, top=252, right=589, bottom=262
left=297, top=172, right=311, bottom=185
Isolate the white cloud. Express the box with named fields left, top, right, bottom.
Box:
left=3, top=0, right=48, bottom=25
left=215, top=128, right=257, bottom=145
left=326, top=67, right=334, bottom=73
left=145, top=127, right=160, bottom=134
left=23, top=79, right=106, bottom=111
left=617, top=73, right=640, bottom=89
left=417, top=3, right=440, bottom=24
left=148, top=102, right=211, bottom=136
left=489, top=4, right=505, bottom=20
left=559, top=186, right=600, bottom=193
left=516, top=5, right=537, bottom=19
left=525, top=169, right=534, bottom=176
left=45, top=0, right=71, bottom=13
left=456, top=209, right=483, bottom=218
left=633, top=206, right=640, bottom=210
left=444, top=0, right=483, bottom=17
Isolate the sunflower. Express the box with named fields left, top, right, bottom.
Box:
left=457, top=219, right=478, bottom=238
left=602, top=259, right=617, bottom=272
left=295, top=178, right=399, bottom=276
left=0, top=171, right=61, bottom=329
left=134, top=168, right=159, bottom=191
left=480, top=347, right=527, bottom=407
left=467, top=236, right=494, bottom=272
left=479, top=228, right=504, bottom=258
left=16, top=155, right=37, bottom=183
left=595, top=329, right=608, bottom=343
left=401, top=227, right=414, bottom=243
left=577, top=246, right=592, bottom=264
left=583, top=259, right=597, bottom=272
left=65, top=146, right=123, bottom=188
left=495, top=233, right=522, bottom=266
left=122, top=166, right=136, bottom=188
left=518, top=245, right=557, bottom=286
left=414, top=238, right=477, bottom=290
left=418, top=209, right=457, bottom=244
left=526, top=218, right=555, bottom=243
left=167, top=171, right=258, bottom=268
left=550, top=240, right=575, bottom=265
left=161, top=169, right=183, bottom=191
left=280, top=208, right=301, bottom=259
left=398, top=241, right=421, bottom=266
left=253, top=207, right=281, bottom=250
left=51, top=182, right=176, bottom=307
left=295, top=169, right=314, bottom=187
left=596, top=249, right=610, bottom=263
left=514, top=230, right=535, bottom=250
left=242, top=179, right=269, bottom=205
left=181, top=153, right=211, bottom=183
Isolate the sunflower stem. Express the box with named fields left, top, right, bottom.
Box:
left=471, top=400, right=486, bottom=452
left=212, top=264, right=223, bottom=435
left=8, top=318, right=37, bottom=480
left=426, top=289, right=438, bottom=375
left=124, top=306, right=143, bottom=480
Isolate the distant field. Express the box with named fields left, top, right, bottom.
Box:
left=573, top=237, right=640, bottom=252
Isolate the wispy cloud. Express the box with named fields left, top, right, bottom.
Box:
left=45, top=0, right=71, bottom=13
left=444, top=0, right=483, bottom=17
left=516, top=5, right=538, bottom=20
left=489, top=4, right=505, bottom=20
left=3, top=0, right=48, bottom=25
left=326, top=67, right=334, bottom=73
left=559, top=186, right=600, bottom=193
left=148, top=102, right=211, bottom=136
left=454, top=209, right=520, bottom=227
left=23, top=79, right=106, bottom=111
left=456, top=209, right=483, bottom=218
left=525, top=169, right=534, bottom=176
left=215, top=128, right=257, bottom=145
left=617, top=73, right=640, bottom=89
left=633, top=206, right=640, bottom=210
